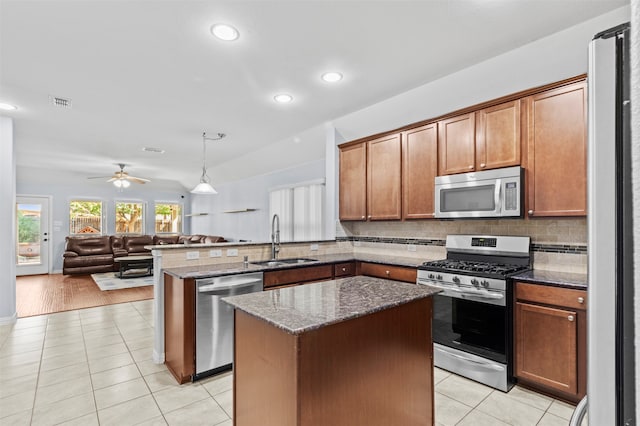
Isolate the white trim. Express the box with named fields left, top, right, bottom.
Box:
left=16, top=194, right=53, bottom=275
left=153, top=201, right=184, bottom=235
left=0, top=313, right=17, bottom=325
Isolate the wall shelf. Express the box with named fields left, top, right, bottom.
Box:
left=223, top=208, right=258, bottom=213
left=185, top=213, right=209, bottom=217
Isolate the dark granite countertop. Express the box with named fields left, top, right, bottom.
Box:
left=512, top=270, right=587, bottom=290
left=162, top=253, right=425, bottom=279
left=222, top=276, right=440, bottom=335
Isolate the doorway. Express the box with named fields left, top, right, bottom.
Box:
left=16, top=196, right=51, bottom=276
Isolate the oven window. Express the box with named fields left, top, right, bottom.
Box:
left=432, top=294, right=507, bottom=363
left=440, top=184, right=495, bottom=212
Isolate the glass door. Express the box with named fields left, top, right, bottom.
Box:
left=16, top=196, right=50, bottom=276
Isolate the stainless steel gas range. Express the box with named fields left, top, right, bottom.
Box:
left=417, top=235, right=531, bottom=392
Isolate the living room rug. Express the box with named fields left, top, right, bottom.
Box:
left=91, top=272, right=154, bottom=291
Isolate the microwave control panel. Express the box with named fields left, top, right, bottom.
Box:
left=504, top=182, right=518, bottom=211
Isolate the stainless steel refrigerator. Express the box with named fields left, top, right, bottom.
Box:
left=576, top=22, right=635, bottom=426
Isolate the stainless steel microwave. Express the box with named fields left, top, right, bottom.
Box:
left=434, top=166, right=523, bottom=219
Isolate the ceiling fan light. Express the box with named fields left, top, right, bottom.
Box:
left=113, top=178, right=130, bottom=188
left=191, top=181, right=218, bottom=194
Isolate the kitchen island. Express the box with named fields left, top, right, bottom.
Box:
left=224, top=276, right=440, bottom=426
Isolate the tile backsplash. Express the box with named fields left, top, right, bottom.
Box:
left=338, top=218, right=587, bottom=273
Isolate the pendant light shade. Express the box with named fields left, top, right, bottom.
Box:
left=191, top=131, right=225, bottom=195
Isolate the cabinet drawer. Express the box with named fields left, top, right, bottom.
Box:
left=515, top=282, right=587, bottom=310
left=359, top=262, right=417, bottom=283
left=334, top=262, right=356, bottom=277
left=264, top=265, right=334, bottom=288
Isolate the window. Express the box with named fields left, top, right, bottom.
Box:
left=115, top=201, right=144, bottom=234
left=269, top=181, right=324, bottom=242
left=155, top=203, right=182, bottom=234
left=69, top=200, right=103, bottom=234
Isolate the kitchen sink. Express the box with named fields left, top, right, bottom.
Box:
left=251, top=258, right=317, bottom=267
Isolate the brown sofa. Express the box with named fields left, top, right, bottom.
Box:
left=63, top=234, right=227, bottom=275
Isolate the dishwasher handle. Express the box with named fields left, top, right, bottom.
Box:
left=198, top=277, right=262, bottom=295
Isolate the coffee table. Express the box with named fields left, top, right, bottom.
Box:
left=114, top=255, right=154, bottom=278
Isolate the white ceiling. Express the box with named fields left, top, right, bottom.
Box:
left=0, top=0, right=627, bottom=190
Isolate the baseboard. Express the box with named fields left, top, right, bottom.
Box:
left=52, top=269, right=63, bottom=274
left=153, top=349, right=165, bottom=364
left=0, top=312, right=17, bottom=325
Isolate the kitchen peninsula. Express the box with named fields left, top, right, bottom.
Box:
left=224, top=276, right=440, bottom=426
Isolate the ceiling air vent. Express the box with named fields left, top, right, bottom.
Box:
left=142, top=147, right=165, bottom=154
left=49, top=95, right=72, bottom=108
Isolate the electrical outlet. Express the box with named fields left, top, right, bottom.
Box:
left=310, top=244, right=319, bottom=251
left=209, top=249, right=222, bottom=258
left=407, top=244, right=417, bottom=252
left=186, top=251, right=199, bottom=260
left=226, top=248, right=239, bottom=257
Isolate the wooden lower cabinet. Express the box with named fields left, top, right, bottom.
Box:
left=514, top=282, right=587, bottom=402
left=164, top=273, right=195, bottom=384
left=233, top=298, right=434, bottom=426
left=358, top=262, right=417, bottom=283
left=263, top=264, right=334, bottom=289
left=334, top=261, right=356, bottom=277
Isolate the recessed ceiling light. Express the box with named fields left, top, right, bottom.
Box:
left=0, top=103, right=18, bottom=111
left=274, top=94, right=293, bottom=103
left=210, top=23, right=239, bottom=41
left=321, top=72, right=343, bottom=83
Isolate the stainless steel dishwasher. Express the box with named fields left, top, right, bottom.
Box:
left=195, top=272, right=263, bottom=380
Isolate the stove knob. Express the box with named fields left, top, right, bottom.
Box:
left=436, top=274, right=443, bottom=280
left=428, top=273, right=435, bottom=279
left=452, top=276, right=460, bottom=284
left=471, top=279, right=479, bottom=287
left=481, top=280, right=490, bottom=288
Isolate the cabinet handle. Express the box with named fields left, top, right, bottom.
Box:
left=480, top=163, right=486, bottom=168
left=361, top=215, right=366, bottom=220
left=528, top=210, right=534, bottom=216
left=385, top=270, right=390, bottom=276
left=342, top=267, right=346, bottom=272
left=568, top=315, right=575, bottom=322
left=578, top=297, right=584, bottom=304
left=368, top=215, right=371, bottom=219
left=468, top=165, right=473, bottom=169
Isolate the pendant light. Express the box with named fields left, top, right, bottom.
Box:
left=191, top=131, right=226, bottom=194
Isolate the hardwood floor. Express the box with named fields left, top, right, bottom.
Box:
left=16, top=273, right=154, bottom=318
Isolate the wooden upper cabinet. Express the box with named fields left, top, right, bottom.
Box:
left=438, top=113, right=475, bottom=175
left=402, top=123, right=437, bottom=219
left=367, top=133, right=402, bottom=220
left=476, top=100, right=521, bottom=171
left=339, top=142, right=367, bottom=221
left=525, top=82, right=587, bottom=217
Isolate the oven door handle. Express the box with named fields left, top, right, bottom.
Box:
left=421, top=282, right=504, bottom=300
left=435, top=348, right=505, bottom=371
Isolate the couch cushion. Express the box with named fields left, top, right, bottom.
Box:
left=178, top=235, right=205, bottom=244
left=123, top=235, right=154, bottom=254
left=203, top=235, right=227, bottom=243
left=63, top=254, right=114, bottom=267
left=65, top=236, right=112, bottom=256
left=154, top=235, right=179, bottom=245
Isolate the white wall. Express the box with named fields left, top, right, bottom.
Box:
left=631, top=0, right=640, bottom=419
left=17, top=167, right=192, bottom=273
left=191, top=159, right=325, bottom=242
left=0, top=117, right=17, bottom=324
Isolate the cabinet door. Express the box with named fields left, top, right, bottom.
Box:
left=438, top=113, right=475, bottom=175
left=339, top=143, right=367, bottom=221
left=367, top=133, right=402, bottom=220
left=334, top=262, right=356, bottom=277
left=476, top=100, right=521, bottom=170
left=402, top=123, right=437, bottom=219
left=263, top=265, right=334, bottom=289
left=526, top=82, right=587, bottom=217
left=515, top=302, right=578, bottom=395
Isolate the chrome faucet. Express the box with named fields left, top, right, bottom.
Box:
left=271, top=214, right=280, bottom=260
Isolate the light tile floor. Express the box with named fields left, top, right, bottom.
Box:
left=0, top=300, right=584, bottom=426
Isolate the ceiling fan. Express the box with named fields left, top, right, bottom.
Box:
left=88, top=163, right=151, bottom=188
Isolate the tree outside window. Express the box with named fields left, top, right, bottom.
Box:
left=116, top=202, right=144, bottom=234
left=69, top=201, right=103, bottom=234
left=155, top=203, right=182, bottom=234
